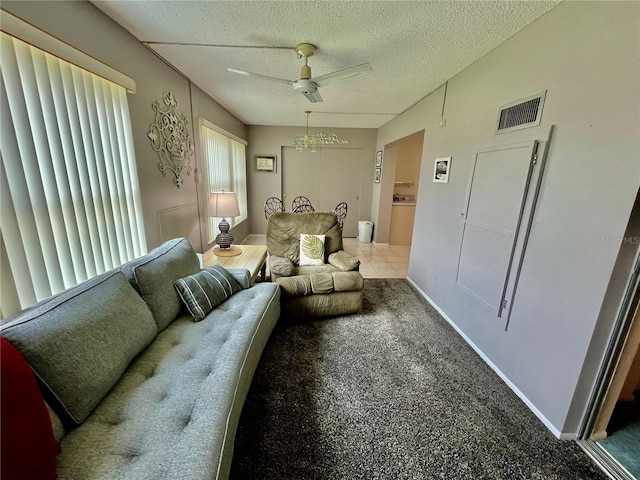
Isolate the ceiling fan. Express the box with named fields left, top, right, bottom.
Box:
left=227, top=43, right=372, bottom=103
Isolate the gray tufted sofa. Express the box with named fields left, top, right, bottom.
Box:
left=1, top=237, right=280, bottom=479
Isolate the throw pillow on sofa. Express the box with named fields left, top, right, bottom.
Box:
left=126, top=237, right=201, bottom=331
left=174, top=264, right=242, bottom=321
left=299, top=234, right=325, bottom=266
left=0, top=271, right=158, bottom=426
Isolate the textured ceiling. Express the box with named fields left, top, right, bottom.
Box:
left=91, top=1, right=560, bottom=129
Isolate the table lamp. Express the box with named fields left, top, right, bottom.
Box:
left=209, top=191, right=241, bottom=257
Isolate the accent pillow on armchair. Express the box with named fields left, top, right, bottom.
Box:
left=299, top=234, right=325, bottom=266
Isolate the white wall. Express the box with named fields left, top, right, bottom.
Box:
left=2, top=1, right=248, bottom=253
left=376, top=1, right=640, bottom=436
left=246, top=125, right=378, bottom=235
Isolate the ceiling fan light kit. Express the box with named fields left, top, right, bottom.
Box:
left=227, top=41, right=372, bottom=104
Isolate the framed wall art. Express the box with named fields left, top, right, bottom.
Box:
left=433, top=157, right=451, bottom=183
left=376, top=150, right=383, bottom=167
left=255, top=155, right=277, bottom=172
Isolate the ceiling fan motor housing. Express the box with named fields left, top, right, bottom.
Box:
left=294, top=79, right=319, bottom=94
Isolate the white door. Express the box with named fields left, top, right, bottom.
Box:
left=282, top=147, right=363, bottom=237
left=456, top=140, right=537, bottom=318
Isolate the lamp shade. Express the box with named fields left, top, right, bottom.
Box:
left=209, top=191, right=240, bottom=218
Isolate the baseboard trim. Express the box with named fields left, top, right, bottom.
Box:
left=406, top=276, right=571, bottom=440
left=242, top=234, right=266, bottom=245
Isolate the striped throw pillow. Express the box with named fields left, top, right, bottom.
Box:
left=174, top=265, right=242, bottom=321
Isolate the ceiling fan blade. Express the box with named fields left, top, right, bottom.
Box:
left=227, top=68, right=293, bottom=86
left=312, top=63, right=372, bottom=88
left=303, top=90, right=323, bottom=103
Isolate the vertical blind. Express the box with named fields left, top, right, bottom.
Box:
left=0, top=33, right=146, bottom=317
left=201, top=126, right=247, bottom=243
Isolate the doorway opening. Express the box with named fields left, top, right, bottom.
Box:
left=377, top=130, right=424, bottom=247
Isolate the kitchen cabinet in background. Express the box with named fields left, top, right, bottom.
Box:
left=389, top=204, right=416, bottom=245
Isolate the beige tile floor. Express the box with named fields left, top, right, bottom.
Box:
left=342, top=238, right=410, bottom=279
left=243, top=235, right=410, bottom=279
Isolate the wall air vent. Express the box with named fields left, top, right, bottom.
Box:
left=496, top=90, right=546, bottom=134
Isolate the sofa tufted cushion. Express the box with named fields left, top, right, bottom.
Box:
left=126, top=238, right=200, bottom=331
left=45, top=402, right=65, bottom=443
left=174, top=265, right=242, bottom=321
left=0, top=271, right=157, bottom=426
left=55, top=282, right=281, bottom=480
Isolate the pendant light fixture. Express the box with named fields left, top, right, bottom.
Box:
left=294, top=111, right=320, bottom=152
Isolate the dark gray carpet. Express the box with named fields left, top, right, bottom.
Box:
left=231, top=279, right=607, bottom=480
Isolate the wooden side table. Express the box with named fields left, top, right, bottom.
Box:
left=203, top=245, right=267, bottom=285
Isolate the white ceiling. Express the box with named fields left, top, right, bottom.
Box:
left=91, top=1, right=560, bottom=129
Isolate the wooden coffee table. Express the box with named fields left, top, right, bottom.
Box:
left=203, top=245, right=267, bottom=285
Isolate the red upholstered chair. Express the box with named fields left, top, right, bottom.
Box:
left=1, top=337, right=60, bottom=480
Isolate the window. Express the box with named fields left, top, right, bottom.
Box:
left=0, top=32, right=146, bottom=317
left=200, top=121, right=248, bottom=243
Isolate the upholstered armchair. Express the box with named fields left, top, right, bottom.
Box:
left=267, top=212, right=364, bottom=319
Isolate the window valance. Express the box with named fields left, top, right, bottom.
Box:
left=0, top=8, right=136, bottom=93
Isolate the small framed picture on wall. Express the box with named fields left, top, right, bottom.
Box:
left=376, top=150, right=383, bottom=167
left=255, top=155, right=277, bottom=172
left=433, top=157, right=451, bottom=183
left=374, top=167, right=382, bottom=183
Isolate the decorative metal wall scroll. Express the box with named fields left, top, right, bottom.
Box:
left=147, top=91, right=194, bottom=187
left=316, top=133, right=349, bottom=145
